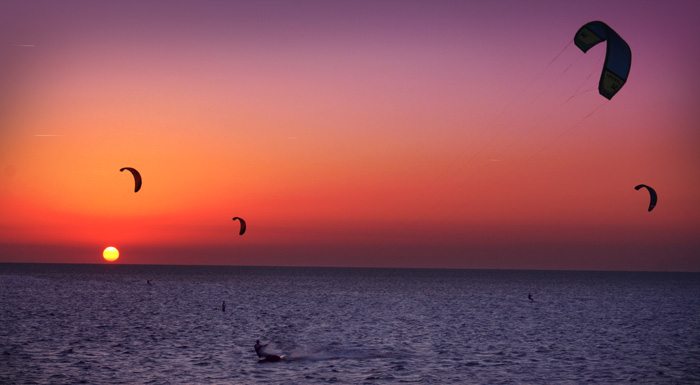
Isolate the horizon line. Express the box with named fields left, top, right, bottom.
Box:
left=1, top=261, right=698, bottom=274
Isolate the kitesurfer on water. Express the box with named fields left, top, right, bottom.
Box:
left=254, top=340, right=283, bottom=362
left=254, top=340, right=267, bottom=358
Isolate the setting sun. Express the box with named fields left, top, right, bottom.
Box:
left=102, top=246, right=119, bottom=262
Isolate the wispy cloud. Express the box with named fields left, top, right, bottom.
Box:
left=33, top=134, right=63, bottom=137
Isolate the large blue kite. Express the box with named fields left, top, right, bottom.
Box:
left=574, top=21, right=632, bottom=100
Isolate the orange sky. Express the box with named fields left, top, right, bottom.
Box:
left=1, top=1, right=699, bottom=270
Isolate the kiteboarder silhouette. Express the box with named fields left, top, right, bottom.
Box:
left=254, top=340, right=283, bottom=362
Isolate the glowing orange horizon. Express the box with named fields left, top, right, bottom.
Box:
left=1, top=1, right=699, bottom=270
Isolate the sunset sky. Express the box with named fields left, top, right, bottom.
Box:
left=1, top=1, right=699, bottom=270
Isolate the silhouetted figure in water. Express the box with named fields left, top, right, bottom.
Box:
left=147, top=280, right=151, bottom=285
left=254, top=340, right=283, bottom=362
left=254, top=340, right=267, bottom=358
left=222, top=301, right=226, bottom=312
left=528, top=293, right=534, bottom=302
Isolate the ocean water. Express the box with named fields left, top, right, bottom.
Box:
left=1, top=264, right=699, bottom=384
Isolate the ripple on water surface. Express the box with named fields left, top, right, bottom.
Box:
left=1, top=265, right=699, bottom=384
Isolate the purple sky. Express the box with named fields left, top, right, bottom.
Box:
left=1, top=1, right=699, bottom=270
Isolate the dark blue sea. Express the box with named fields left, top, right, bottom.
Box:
left=1, top=264, right=699, bottom=384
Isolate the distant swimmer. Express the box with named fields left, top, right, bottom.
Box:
left=147, top=280, right=151, bottom=285
left=222, top=301, right=226, bottom=312
left=528, top=293, right=534, bottom=302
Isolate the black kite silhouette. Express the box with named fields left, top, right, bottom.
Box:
left=119, top=167, right=142, bottom=193
left=232, top=217, right=246, bottom=235
left=634, top=184, right=657, bottom=212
